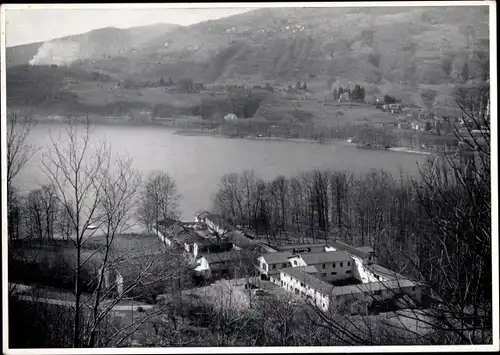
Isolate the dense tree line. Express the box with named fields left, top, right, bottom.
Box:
left=332, top=84, right=366, bottom=102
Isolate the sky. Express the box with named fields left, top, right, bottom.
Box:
left=4, top=6, right=255, bottom=47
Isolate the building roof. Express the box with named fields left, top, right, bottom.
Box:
left=327, top=240, right=371, bottom=259
left=366, top=263, right=404, bottom=281
left=300, top=265, right=318, bottom=274
left=279, top=267, right=334, bottom=295
left=194, top=236, right=218, bottom=246
left=258, top=242, right=278, bottom=253
left=157, top=218, right=179, bottom=228
left=200, top=250, right=243, bottom=264
left=176, top=230, right=207, bottom=244
left=260, top=251, right=293, bottom=264
left=272, top=242, right=326, bottom=252
left=203, top=213, right=235, bottom=232
left=194, top=210, right=211, bottom=220
left=355, top=246, right=374, bottom=254
left=330, top=278, right=418, bottom=297
left=296, top=251, right=351, bottom=265
left=225, top=230, right=255, bottom=249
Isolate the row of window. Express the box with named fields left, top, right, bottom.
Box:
left=282, top=278, right=329, bottom=311
left=263, top=262, right=290, bottom=270
left=321, top=261, right=350, bottom=269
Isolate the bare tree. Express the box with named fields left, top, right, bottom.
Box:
left=25, top=184, right=58, bottom=243
left=6, top=112, right=37, bottom=241
left=40, top=117, right=110, bottom=347
left=137, top=170, right=182, bottom=233
left=83, top=155, right=142, bottom=347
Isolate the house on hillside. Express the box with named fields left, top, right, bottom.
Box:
left=410, top=121, right=427, bottom=131
left=338, top=92, right=351, bottom=102
left=224, top=113, right=238, bottom=121
left=194, top=250, right=254, bottom=280
left=388, top=103, right=403, bottom=112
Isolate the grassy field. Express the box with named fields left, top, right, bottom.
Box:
left=8, top=233, right=166, bottom=292
left=70, top=82, right=205, bottom=108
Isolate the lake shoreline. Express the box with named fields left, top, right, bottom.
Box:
left=174, top=130, right=433, bottom=155
left=28, top=117, right=432, bottom=156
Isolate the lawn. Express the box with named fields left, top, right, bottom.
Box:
left=8, top=233, right=167, bottom=293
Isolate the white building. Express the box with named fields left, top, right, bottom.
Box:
left=195, top=211, right=235, bottom=236
left=272, top=242, right=327, bottom=254
left=287, top=251, right=354, bottom=283
left=224, top=113, right=238, bottom=120
left=260, top=240, right=422, bottom=313
left=258, top=251, right=293, bottom=283
left=194, top=250, right=247, bottom=279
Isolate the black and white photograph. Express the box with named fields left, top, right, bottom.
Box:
left=1, top=2, right=497, bottom=353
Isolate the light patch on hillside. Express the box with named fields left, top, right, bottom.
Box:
left=29, top=40, right=82, bottom=66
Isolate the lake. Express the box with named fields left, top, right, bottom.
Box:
left=17, top=123, right=428, bottom=221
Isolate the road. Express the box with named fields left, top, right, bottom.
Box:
left=9, top=283, right=154, bottom=312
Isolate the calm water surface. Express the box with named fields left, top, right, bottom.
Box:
left=19, top=123, right=428, bottom=220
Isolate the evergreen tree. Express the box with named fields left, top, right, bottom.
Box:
left=302, top=82, right=307, bottom=91
left=352, top=84, right=362, bottom=101
left=295, top=81, right=302, bottom=90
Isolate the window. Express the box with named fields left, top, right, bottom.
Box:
left=340, top=262, right=343, bottom=267
left=346, top=270, right=351, bottom=274
left=272, top=264, right=276, bottom=269
left=293, top=260, right=297, bottom=266
left=331, top=272, right=337, bottom=275
left=322, top=263, right=326, bottom=269
left=347, top=261, right=351, bottom=266
left=333, top=263, right=336, bottom=268
left=282, top=263, right=287, bottom=268
left=374, top=290, right=382, bottom=296
left=321, top=273, right=327, bottom=277
left=300, top=282, right=304, bottom=287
